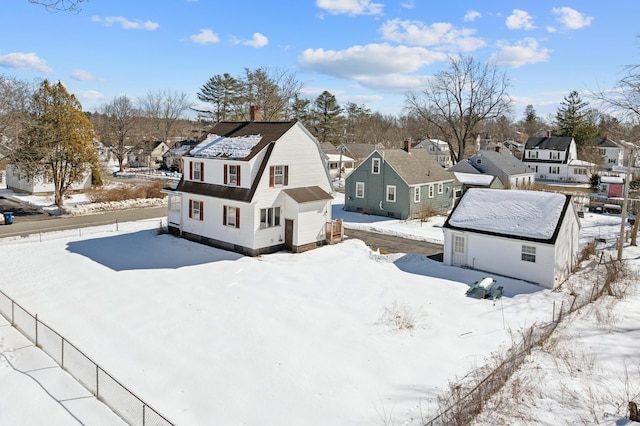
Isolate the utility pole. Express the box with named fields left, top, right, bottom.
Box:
left=618, top=148, right=634, bottom=260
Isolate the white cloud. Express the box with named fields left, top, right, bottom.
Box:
left=70, top=69, right=97, bottom=81
left=551, top=7, right=593, bottom=30
left=91, top=16, right=159, bottom=31
left=243, top=33, right=269, bottom=48
left=506, top=9, right=536, bottom=30
left=316, top=0, right=383, bottom=16
left=464, top=10, right=481, bottom=22
left=0, top=52, right=52, bottom=74
left=490, top=38, right=551, bottom=68
left=380, top=19, right=486, bottom=52
left=190, top=29, right=220, bottom=45
left=299, top=43, right=447, bottom=81
left=78, top=90, right=107, bottom=101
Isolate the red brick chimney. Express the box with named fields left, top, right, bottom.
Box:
left=547, top=130, right=552, bottom=137
left=250, top=105, right=262, bottom=122
left=403, top=139, right=411, bottom=153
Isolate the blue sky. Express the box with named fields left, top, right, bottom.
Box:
left=2, top=1, right=638, bottom=121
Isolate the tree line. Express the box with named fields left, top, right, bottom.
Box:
left=3, top=52, right=640, bottom=206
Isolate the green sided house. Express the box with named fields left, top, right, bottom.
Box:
left=344, top=141, right=456, bottom=219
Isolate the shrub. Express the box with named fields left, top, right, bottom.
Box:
left=86, top=181, right=168, bottom=203
left=377, top=301, right=423, bottom=331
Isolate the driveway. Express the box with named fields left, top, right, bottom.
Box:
left=345, top=228, right=443, bottom=261
left=0, top=197, right=50, bottom=222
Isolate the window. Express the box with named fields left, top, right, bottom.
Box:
left=550, top=151, right=560, bottom=160
left=608, top=158, right=617, bottom=164
left=356, top=182, right=365, bottom=198
left=454, top=235, right=465, bottom=253
left=413, top=186, right=420, bottom=203
left=521, top=245, right=536, bottom=262
left=372, top=158, right=381, bottom=174
left=386, top=185, right=396, bottom=202
left=549, top=166, right=559, bottom=174
left=223, top=205, right=240, bottom=228
left=476, top=158, right=482, bottom=164
left=189, top=200, right=203, bottom=221
left=169, top=195, right=180, bottom=211
left=270, top=165, right=288, bottom=187
left=574, top=168, right=586, bottom=175
left=528, top=151, right=538, bottom=159
left=191, top=161, right=204, bottom=181
left=428, top=184, right=434, bottom=198
left=437, top=183, right=443, bottom=194
left=224, top=164, right=240, bottom=186
left=260, top=207, right=281, bottom=229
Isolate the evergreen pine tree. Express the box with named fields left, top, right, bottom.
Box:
left=312, top=91, right=343, bottom=143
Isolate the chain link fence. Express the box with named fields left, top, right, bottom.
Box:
left=0, top=289, right=174, bottom=426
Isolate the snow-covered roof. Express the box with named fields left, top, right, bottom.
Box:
left=446, top=188, right=569, bottom=240
left=568, top=159, right=596, bottom=167
left=600, top=176, right=624, bottom=184
left=453, top=172, right=495, bottom=186
left=326, top=154, right=354, bottom=162
left=190, top=133, right=263, bottom=159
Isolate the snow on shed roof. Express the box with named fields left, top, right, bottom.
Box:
left=190, top=134, right=263, bottom=159
left=446, top=188, right=568, bottom=240
left=453, top=172, right=495, bottom=186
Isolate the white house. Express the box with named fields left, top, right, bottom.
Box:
left=5, top=164, right=92, bottom=195
left=166, top=114, right=336, bottom=256
left=442, top=188, right=581, bottom=288
left=414, top=138, right=452, bottom=168
left=522, top=134, right=594, bottom=183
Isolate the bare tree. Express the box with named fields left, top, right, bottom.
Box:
left=0, top=75, right=32, bottom=144
left=140, top=89, right=192, bottom=143
left=405, top=56, right=513, bottom=163
left=29, top=0, right=85, bottom=12
left=94, top=96, right=139, bottom=172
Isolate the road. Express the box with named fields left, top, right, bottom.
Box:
left=0, top=199, right=443, bottom=259
left=0, top=204, right=167, bottom=239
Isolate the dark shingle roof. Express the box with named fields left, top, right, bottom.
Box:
left=282, top=186, right=333, bottom=203
left=381, top=148, right=455, bottom=185
left=591, top=137, right=621, bottom=148
left=473, top=149, right=530, bottom=175
left=525, top=136, right=573, bottom=151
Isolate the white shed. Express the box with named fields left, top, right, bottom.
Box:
left=442, top=188, right=581, bottom=288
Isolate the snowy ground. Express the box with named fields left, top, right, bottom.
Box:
left=0, top=189, right=638, bottom=425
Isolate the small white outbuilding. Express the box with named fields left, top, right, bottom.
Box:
left=442, top=188, right=581, bottom=288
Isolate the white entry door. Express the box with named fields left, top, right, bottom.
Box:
left=451, top=234, right=466, bottom=267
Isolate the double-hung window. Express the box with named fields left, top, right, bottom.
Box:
left=356, top=182, right=365, bottom=198
left=223, top=206, right=240, bottom=228
left=521, top=245, right=536, bottom=262
left=269, top=165, right=288, bottom=187
left=372, top=158, right=381, bottom=174
left=437, top=183, right=443, bottom=194
left=189, top=200, right=203, bottom=220
left=191, top=161, right=204, bottom=181
left=225, top=164, right=240, bottom=186
left=386, top=185, right=396, bottom=202
left=428, top=184, right=434, bottom=198
left=413, top=186, right=420, bottom=203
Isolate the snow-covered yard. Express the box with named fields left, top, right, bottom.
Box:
left=0, top=189, right=638, bottom=425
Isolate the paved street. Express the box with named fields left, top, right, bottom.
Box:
left=0, top=204, right=167, bottom=239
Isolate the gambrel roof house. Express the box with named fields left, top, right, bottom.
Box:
left=523, top=134, right=594, bottom=183
left=344, top=141, right=455, bottom=220
left=442, top=188, right=581, bottom=288
left=449, top=147, right=535, bottom=188
left=166, top=114, right=335, bottom=256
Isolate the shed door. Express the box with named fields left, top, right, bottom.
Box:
left=451, top=234, right=466, bottom=267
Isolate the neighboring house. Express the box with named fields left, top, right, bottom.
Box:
left=5, top=164, right=92, bottom=195
left=0, top=141, right=9, bottom=188
left=449, top=147, right=536, bottom=188
left=319, top=142, right=355, bottom=179
left=414, top=138, right=452, bottom=168
left=599, top=175, right=624, bottom=198
left=342, top=143, right=384, bottom=167
left=344, top=141, right=456, bottom=219
left=166, top=116, right=336, bottom=256
left=591, top=136, right=624, bottom=171
left=162, top=140, right=199, bottom=172
left=522, top=133, right=594, bottom=183
left=442, top=188, right=581, bottom=288
left=128, top=141, right=170, bottom=168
